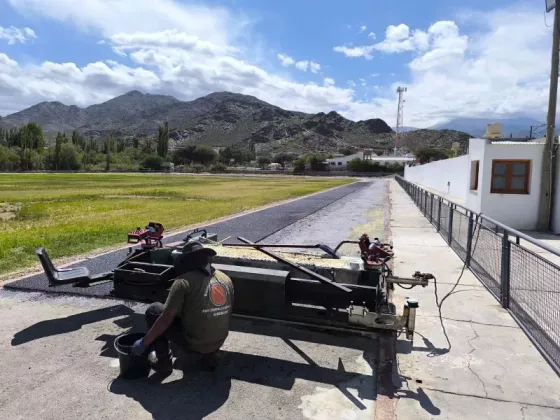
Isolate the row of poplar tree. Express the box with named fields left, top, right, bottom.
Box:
left=0, top=121, right=172, bottom=171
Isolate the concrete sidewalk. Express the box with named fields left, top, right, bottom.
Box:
left=389, top=180, right=560, bottom=420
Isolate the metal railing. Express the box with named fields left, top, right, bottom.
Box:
left=395, top=175, right=560, bottom=375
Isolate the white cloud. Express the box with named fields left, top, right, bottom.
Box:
left=324, top=77, right=335, bottom=87
left=295, top=60, right=309, bottom=71
left=8, top=0, right=243, bottom=46
left=368, top=32, right=376, bottom=40
left=359, top=78, right=366, bottom=87
left=359, top=25, right=367, bottom=33
left=110, top=30, right=237, bottom=56
left=277, top=55, right=320, bottom=73
left=386, top=24, right=409, bottom=41
left=333, top=44, right=375, bottom=60
left=370, top=73, right=380, bottom=77
left=346, top=7, right=554, bottom=126
left=277, top=53, right=295, bottom=67
left=408, top=22, right=468, bottom=71
left=309, top=61, right=321, bottom=74
left=0, top=24, right=352, bottom=118
left=0, top=25, right=36, bottom=44
left=373, top=23, right=430, bottom=53
left=2, top=2, right=556, bottom=130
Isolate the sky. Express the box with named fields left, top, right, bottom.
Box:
left=0, top=0, right=555, bottom=127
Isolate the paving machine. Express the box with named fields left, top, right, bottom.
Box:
left=36, top=227, right=434, bottom=342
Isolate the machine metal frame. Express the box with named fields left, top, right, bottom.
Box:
left=36, top=228, right=433, bottom=343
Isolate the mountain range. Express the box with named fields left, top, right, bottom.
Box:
left=431, top=117, right=545, bottom=138
left=0, top=91, right=473, bottom=154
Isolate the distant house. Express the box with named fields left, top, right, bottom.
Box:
left=326, top=150, right=414, bottom=170
left=326, top=150, right=376, bottom=170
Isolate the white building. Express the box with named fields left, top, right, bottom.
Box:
left=326, top=150, right=414, bottom=170
left=404, top=137, right=547, bottom=230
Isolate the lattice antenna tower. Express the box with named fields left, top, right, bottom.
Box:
left=395, top=86, right=407, bottom=155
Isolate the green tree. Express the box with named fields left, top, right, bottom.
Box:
left=71, top=130, right=79, bottom=146
left=143, top=137, right=155, bottom=154
left=414, top=148, right=452, bottom=164
left=0, top=146, right=21, bottom=171
left=307, top=153, right=328, bottom=171
left=257, top=156, right=272, bottom=169
left=58, top=143, right=82, bottom=170
left=192, top=145, right=217, bottom=165
left=338, top=147, right=355, bottom=156
left=116, top=138, right=126, bottom=153
left=293, top=157, right=306, bottom=173
left=20, top=148, right=41, bottom=171
left=142, top=154, right=164, bottom=170
left=54, top=133, right=64, bottom=169
left=6, top=128, right=20, bottom=148
left=218, top=146, right=254, bottom=165
left=172, top=145, right=196, bottom=165
left=17, top=123, right=44, bottom=151
left=273, top=152, right=294, bottom=169
left=157, top=121, right=169, bottom=158
left=132, top=136, right=140, bottom=149
left=28, top=122, right=45, bottom=151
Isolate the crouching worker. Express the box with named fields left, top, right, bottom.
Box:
left=132, top=242, right=234, bottom=375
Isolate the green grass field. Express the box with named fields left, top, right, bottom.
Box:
left=0, top=174, right=353, bottom=275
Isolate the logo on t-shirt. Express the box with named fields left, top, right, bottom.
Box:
left=209, top=281, right=228, bottom=307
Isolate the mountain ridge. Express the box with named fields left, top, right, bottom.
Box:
left=431, top=116, right=545, bottom=138
left=1, top=91, right=472, bottom=154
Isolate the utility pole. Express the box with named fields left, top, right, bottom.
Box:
left=538, top=2, right=560, bottom=231
left=395, top=86, right=407, bottom=156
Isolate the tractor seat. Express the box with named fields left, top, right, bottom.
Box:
left=36, top=247, right=91, bottom=286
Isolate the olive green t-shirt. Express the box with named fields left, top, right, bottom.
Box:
left=164, top=266, right=234, bottom=353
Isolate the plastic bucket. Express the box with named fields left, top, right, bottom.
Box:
left=114, top=332, right=150, bottom=380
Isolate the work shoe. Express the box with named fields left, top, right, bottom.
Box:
left=148, top=351, right=173, bottom=376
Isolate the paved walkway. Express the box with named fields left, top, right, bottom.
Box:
left=389, top=180, right=560, bottom=419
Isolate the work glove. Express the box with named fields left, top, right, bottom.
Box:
left=132, top=338, right=147, bottom=356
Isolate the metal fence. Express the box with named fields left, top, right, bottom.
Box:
left=395, top=175, right=560, bottom=375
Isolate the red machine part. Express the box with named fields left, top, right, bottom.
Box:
left=358, top=233, right=393, bottom=269
left=127, top=222, right=165, bottom=249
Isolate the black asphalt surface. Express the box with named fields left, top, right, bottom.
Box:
left=5, top=181, right=368, bottom=298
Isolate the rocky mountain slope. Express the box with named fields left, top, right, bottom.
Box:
left=1, top=90, right=471, bottom=154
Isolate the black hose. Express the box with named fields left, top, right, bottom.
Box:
left=434, top=215, right=483, bottom=351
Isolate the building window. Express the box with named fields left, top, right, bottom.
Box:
left=470, top=160, right=479, bottom=191
left=330, top=162, right=335, bottom=166
left=338, top=162, right=342, bottom=166
left=490, top=160, right=530, bottom=194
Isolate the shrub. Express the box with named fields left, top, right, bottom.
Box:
left=210, top=163, right=228, bottom=173
left=142, top=154, right=164, bottom=170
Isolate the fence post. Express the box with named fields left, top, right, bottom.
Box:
left=466, top=213, right=474, bottom=267
left=447, top=205, right=454, bottom=244
left=437, top=198, right=442, bottom=232
left=429, top=194, right=434, bottom=224
left=424, top=191, right=428, bottom=215
left=500, top=231, right=511, bottom=309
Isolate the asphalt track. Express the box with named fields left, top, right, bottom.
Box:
left=5, top=181, right=369, bottom=298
